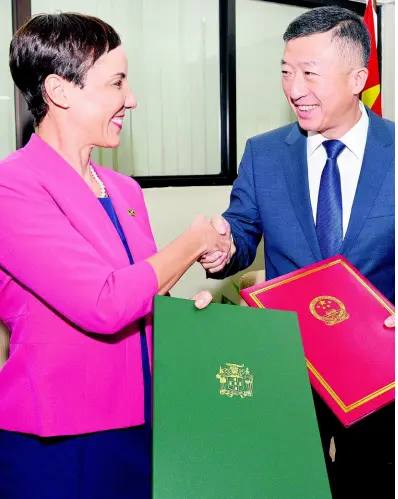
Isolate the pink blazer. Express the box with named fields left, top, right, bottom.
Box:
left=0, top=134, right=159, bottom=437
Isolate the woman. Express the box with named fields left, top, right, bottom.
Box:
left=0, top=13, right=230, bottom=498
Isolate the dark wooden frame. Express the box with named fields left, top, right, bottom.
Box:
left=12, top=0, right=34, bottom=149
left=10, top=0, right=383, bottom=188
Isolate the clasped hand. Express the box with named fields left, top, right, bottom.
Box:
left=188, top=215, right=235, bottom=309
left=195, top=215, right=236, bottom=273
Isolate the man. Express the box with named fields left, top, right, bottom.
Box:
left=201, top=6, right=394, bottom=497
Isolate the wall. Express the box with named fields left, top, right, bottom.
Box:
left=142, top=185, right=265, bottom=302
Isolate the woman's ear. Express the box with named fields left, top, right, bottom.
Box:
left=43, top=74, right=69, bottom=109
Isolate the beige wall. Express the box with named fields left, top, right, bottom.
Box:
left=143, top=186, right=265, bottom=302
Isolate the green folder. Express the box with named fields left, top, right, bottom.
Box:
left=153, top=296, right=331, bottom=499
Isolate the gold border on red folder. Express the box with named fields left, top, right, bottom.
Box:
left=248, top=259, right=395, bottom=413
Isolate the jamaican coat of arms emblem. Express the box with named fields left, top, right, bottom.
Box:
left=216, top=363, right=253, bottom=398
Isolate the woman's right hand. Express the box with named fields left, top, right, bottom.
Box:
left=189, top=215, right=231, bottom=258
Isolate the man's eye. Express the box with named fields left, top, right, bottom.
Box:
left=305, top=71, right=316, bottom=76
left=281, top=70, right=290, bottom=76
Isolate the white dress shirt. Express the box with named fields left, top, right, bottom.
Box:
left=307, top=102, right=369, bottom=236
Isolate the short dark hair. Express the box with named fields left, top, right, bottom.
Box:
left=10, top=13, right=121, bottom=125
left=283, top=6, right=371, bottom=68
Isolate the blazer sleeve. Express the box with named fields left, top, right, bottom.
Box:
left=209, top=139, right=263, bottom=279
left=0, top=173, right=159, bottom=335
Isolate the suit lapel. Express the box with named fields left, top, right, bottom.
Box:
left=23, top=134, right=130, bottom=268
left=340, top=110, right=394, bottom=255
left=282, top=125, right=323, bottom=261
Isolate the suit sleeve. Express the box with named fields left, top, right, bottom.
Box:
left=0, top=175, right=159, bottom=335
left=209, top=139, right=263, bottom=280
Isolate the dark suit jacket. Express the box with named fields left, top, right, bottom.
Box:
left=213, top=108, right=395, bottom=303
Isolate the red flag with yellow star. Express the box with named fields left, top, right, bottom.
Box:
left=362, top=0, right=382, bottom=116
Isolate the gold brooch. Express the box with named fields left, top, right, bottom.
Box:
left=127, top=209, right=136, bottom=216
left=309, top=296, right=349, bottom=326
left=216, top=363, right=253, bottom=398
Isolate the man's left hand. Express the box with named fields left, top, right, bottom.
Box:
left=384, top=315, right=395, bottom=328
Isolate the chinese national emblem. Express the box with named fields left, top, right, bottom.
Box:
left=216, top=363, right=253, bottom=398
left=309, top=296, right=349, bottom=326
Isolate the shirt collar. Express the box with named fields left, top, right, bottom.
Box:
left=307, top=102, right=369, bottom=159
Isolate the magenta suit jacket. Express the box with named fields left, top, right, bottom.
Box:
left=0, top=134, right=159, bottom=437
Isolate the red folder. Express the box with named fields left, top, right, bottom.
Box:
left=240, top=255, right=395, bottom=427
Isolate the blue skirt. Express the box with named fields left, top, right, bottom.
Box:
left=0, top=319, right=152, bottom=498
left=0, top=423, right=151, bottom=499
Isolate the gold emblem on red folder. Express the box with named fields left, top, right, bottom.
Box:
left=310, top=296, right=349, bottom=326
left=216, top=363, right=253, bottom=398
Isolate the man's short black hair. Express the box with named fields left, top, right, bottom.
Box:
left=283, top=6, right=371, bottom=67
left=10, top=13, right=121, bottom=125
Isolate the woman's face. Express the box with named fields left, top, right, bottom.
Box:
left=66, top=46, right=136, bottom=148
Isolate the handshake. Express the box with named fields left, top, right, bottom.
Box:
left=190, top=214, right=236, bottom=274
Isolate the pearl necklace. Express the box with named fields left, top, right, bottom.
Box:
left=89, top=165, right=107, bottom=198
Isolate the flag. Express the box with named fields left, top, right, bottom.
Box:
left=361, top=0, right=382, bottom=116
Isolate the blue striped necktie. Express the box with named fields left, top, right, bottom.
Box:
left=316, top=140, right=346, bottom=259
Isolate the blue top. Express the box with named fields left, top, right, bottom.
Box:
left=98, top=197, right=151, bottom=423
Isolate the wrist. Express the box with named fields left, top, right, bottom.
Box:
left=184, top=227, right=207, bottom=258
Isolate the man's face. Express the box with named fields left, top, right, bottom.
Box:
left=281, top=31, right=365, bottom=138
